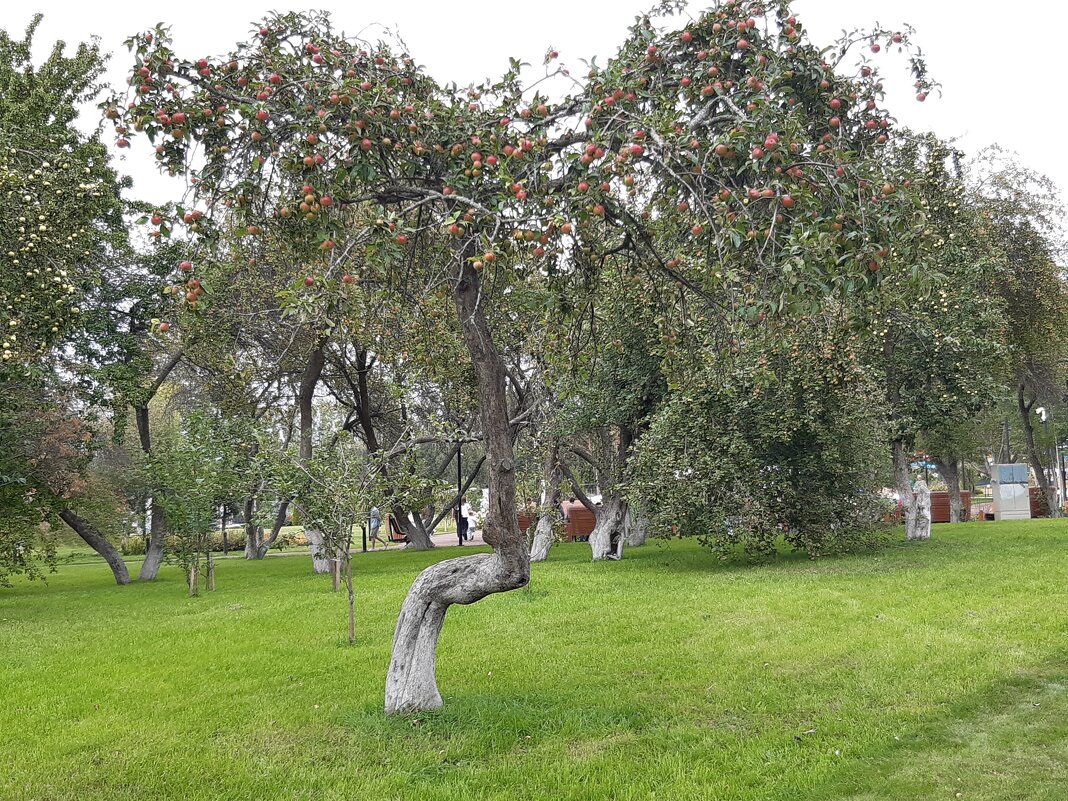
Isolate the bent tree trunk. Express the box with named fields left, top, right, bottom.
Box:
left=247, top=497, right=291, bottom=559
left=530, top=442, right=561, bottom=563
left=934, top=457, right=964, bottom=523
left=892, top=439, right=919, bottom=541
left=138, top=496, right=167, bottom=581
left=132, top=350, right=183, bottom=581
left=58, top=509, right=130, bottom=586
left=590, top=494, right=628, bottom=561
left=385, top=261, right=529, bottom=715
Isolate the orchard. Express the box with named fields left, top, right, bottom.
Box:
left=3, top=2, right=1068, bottom=798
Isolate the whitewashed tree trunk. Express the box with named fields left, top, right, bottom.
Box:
left=529, top=515, right=554, bottom=563
left=892, top=439, right=919, bottom=540
left=590, top=495, right=628, bottom=561
left=385, top=259, right=529, bottom=715
left=529, top=442, right=561, bottom=563
left=909, top=479, right=932, bottom=540
left=304, top=528, right=331, bottom=574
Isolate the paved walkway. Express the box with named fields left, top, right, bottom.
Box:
left=355, top=527, right=485, bottom=553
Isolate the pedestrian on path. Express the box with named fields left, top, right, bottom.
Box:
left=456, top=498, right=469, bottom=546
left=368, top=506, right=388, bottom=549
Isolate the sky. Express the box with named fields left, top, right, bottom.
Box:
left=6, top=0, right=1067, bottom=208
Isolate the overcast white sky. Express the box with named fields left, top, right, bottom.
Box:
left=6, top=0, right=1067, bottom=207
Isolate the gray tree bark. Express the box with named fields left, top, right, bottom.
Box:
left=934, top=457, right=964, bottom=523
left=892, top=439, right=920, bottom=541
left=298, top=338, right=330, bottom=573
left=134, top=349, right=183, bottom=581
left=908, top=479, right=932, bottom=540
left=529, top=442, right=561, bottom=563
left=243, top=496, right=260, bottom=559
left=1018, top=385, right=1061, bottom=517
left=589, top=494, right=628, bottom=561
left=393, top=508, right=435, bottom=550
left=58, top=509, right=130, bottom=585
left=624, top=505, right=649, bottom=547
left=385, top=261, right=528, bottom=715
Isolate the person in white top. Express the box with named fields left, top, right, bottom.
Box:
left=461, top=499, right=475, bottom=541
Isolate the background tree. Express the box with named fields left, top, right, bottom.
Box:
left=972, top=149, right=1068, bottom=516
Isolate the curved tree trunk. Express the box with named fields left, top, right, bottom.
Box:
left=385, top=260, right=528, bottom=715
left=252, top=498, right=291, bottom=558
left=58, top=509, right=130, bottom=585
left=138, top=496, right=167, bottom=581
left=589, top=494, right=628, bottom=561
left=530, top=441, right=561, bottom=563
left=892, top=439, right=919, bottom=540
left=132, top=350, right=183, bottom=581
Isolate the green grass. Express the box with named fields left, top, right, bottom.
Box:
left=3, top=521, right=1068, bottom=800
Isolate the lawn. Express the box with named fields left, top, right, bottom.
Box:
left=3, top=521, right=1068, bottom=800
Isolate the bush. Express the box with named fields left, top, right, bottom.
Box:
left=632, top=322, right=890, bottom=558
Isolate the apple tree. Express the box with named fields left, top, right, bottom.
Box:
left=110, top=0, right=934, bottom=712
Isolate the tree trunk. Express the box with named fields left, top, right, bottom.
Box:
left=624, top=505, right=649, bottom=547
left=590, top=494, right=628, bottom=561
left=529, top=516, right=554, bottom=563
left=188, top=560, right=199, bottom=597
left=221, top=507, right=229, bottom=555
left=934, top=457, right=965, bottom=523
left=300, top=338, right=330, bottom=572
left=58, top=509, right=130, bottom=586
left=205, top=551, right=216, bottom=591
left=892, top=439, right=918, bottom=540
left=393, top=507, right=435, bottom=550
left=530, top=442, right=561, bottom=563
left=1018, top=385, right=1061, bottom=517
left=385, top=261, right=528, bottom=715
left=255, top=498, right=291, bottom=558
left=304, top=528, right=331, bottom=574
left=132, top=348, right=183, bottom=580
left=138, top=496, right=167, bottom=581
left=346, top=551, right=356, bottom=645
left=909, top=479, right=932, bottom=540
left=243, top=496, right=260, bottom=559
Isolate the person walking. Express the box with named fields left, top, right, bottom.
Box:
left=455, top=498, right=468, bottom=546
left=461, top=497, right=476, bottom=542
left=368, top=506, right=387, bottom=550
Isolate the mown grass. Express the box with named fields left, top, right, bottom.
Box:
left=3, top=521, right=1068, bottom=800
